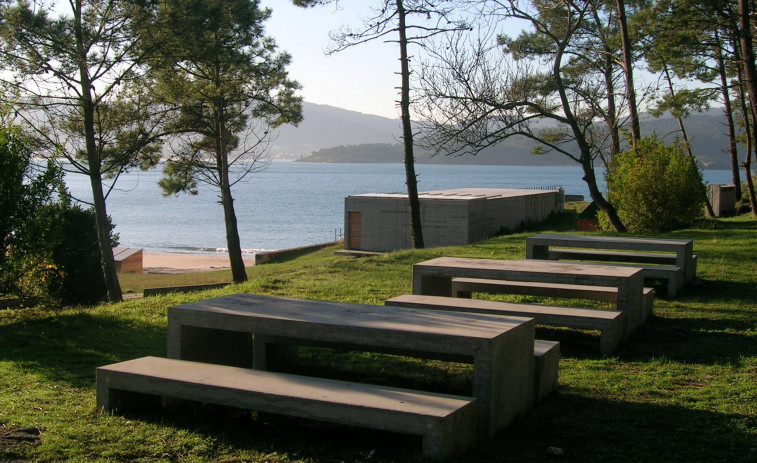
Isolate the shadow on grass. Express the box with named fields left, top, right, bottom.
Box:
left=681, top=279, right=757, bottom=304
left=118, top=400, right=423, bottom=462
left=99, top=387, right=756, bottom=463
left=0, top=311, right=165, bottom=388
left=461, top=392, right=757, bottom=463
left=620, top=314, right=757, bottom=365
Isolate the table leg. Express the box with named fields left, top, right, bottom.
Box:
left=616, top=272, right=644, bottom=335
left=471, top=319, right=534, bottom=441
left=525, top=242, right=549, bottom=260
left=412, top=272, right=452, bottom=296
left=253, top=335, right=300, bottom=370
left=168, top=324, right=253, bottom=368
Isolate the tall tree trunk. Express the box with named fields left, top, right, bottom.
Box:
left=397, top=0, right=424, bottom=248
left=662, top=66, right=693, bottom=157
left=591, top=8, right=619, bottom=162
left=554, top=36, right=626, bottom=232
left=717, top=31, right=742, bottom=201
left=661, top=64, right=715, bottom=216
left=737, top=0, right=757, bottom=215
left=220, top=177, right=247, bottom=283
left=604, top=50, right=620, bottom=159
left=736, top=65, right=757, bottom=215
left=215, top=99, right=247, bottom=283
left=582, top=158, right=625, bottom=231
left=739, top=105, right=757, bottom=214
left=616, top=0, right=641, bottom=147
left=75, top=0, right=121, bottom=302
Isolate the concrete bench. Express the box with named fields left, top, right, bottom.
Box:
left=547, top=254, right=683, bottom=299
left=451, top=277, right=655, bottom=319
left=386, top=294, right=625, bottom=356
left=97, top=356, right=477, bottom=461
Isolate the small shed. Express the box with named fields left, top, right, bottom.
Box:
left=344, top=188, right=564, bottom=252
left=113, top=247, right=143, bottom=274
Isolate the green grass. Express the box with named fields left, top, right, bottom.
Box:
left=118, top=270, right=235, bottom=294
left=1, top=212, right=756, bottom=462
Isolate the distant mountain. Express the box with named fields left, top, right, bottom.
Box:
left=270, top=103, right=745, bottom=169
left=269, top=102, right=401, bottom=157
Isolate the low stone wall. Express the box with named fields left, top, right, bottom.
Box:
left=254, top=241, right=343, bottom=265
left=143, top=283, right=229, bottom=297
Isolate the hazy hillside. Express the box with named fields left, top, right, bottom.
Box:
left=271, top=103, right=745, bottom=169
left=269, top=102, right=400, bottom=157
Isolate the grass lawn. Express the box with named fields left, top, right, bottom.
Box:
left=1, top=212, right=755, bottom=462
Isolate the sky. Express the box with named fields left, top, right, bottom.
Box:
left=260, top=1, right=403, bottom=119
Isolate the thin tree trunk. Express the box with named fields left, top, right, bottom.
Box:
left=661, top=64, right=715, bottom=216
left=591, top=8, right=620, bottom=161
left=397, top=0, right=424, bottom=248
left=582, top=159, right=625, bottom=231
left=662, top=66, right=693, bottom=157
left=736, top=66, right=757, bottom=215
left=737, top=0, right=757, bottom=214
left=616, top=0, right=641, bottom=147
left=215, top=98, right=247, bottom=283
left=716, top=31, right=742, bottom=201
left=76, top=0, right=121, bottom=302
left=604, top=50, right=620, bottom=159
left=553, top=34, right=626, bottom=232
left=221, top=178, right=247, bottom=283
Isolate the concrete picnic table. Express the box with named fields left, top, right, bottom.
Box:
left=411, top=257, right=646, bottom=334
left=166, top=293, right=536, bottom=440
left=526, top=233, right=696, bottom=283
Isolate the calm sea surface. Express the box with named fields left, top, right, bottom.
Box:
left=63, top=161, right=733, bottom=255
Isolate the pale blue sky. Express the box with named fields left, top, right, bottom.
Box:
left=261, top=1, right=403, bottom=119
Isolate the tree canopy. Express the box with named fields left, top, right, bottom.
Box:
left=151, top=0, right=302, bottom=283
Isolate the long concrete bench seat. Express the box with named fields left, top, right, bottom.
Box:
left=546, top=248, right=697, bottom=267
left=386, top=294, right=625, bottom=356
left=451, top=277, right=655, bottom=319
left=546, top=257, right=684, bottom=299
left=97, top=356, right=477, bottom=461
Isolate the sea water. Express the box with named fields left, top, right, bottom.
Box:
left=63, top=161, right=734, bottom=255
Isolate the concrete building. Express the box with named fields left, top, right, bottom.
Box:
left=113, top=247, right=143, bottom=274
left=344, top=188, right=564, bottom=252
left=707, top=184, right=736, bottom=217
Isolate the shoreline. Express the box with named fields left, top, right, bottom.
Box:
left=142, top=252, right=256, bottom=274
left=139, top=239, right=342, bottom=273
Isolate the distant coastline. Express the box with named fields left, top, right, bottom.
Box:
left=294, top=141, right=743, bottom=170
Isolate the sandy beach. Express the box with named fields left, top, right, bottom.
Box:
left=142, top=252, right=256, bottom=274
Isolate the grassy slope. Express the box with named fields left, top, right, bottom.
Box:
left=1, top=213, right=755, bottom=462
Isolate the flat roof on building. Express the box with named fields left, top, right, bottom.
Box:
left=348, top=188, right=561, bottom=201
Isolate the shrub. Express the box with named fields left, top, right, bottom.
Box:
left=44, top=203, right=115, bottom=305
left=602, top=136, right=706, bottom=233
left=0, top=118, right=63, bottom=298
